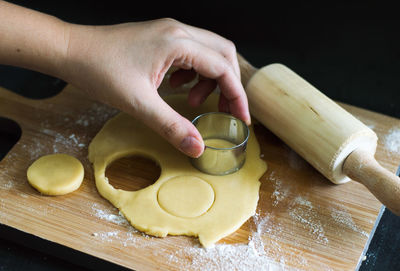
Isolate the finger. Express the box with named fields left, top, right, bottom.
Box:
left=182, top=24, right=241, bottom=79
left=137, top=93, right=205, bottom=158
left=218, top=93, right=229, bottom=113
left=187, top=78, right=217, bottom=107
left=169, top=68, right=197, bottom=88
left=218, top=71, right=251, bottom=125
left=173, top=39, right=250, bottom=124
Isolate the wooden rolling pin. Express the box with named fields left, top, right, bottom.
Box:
left=238, top=55, right=400, bottom=216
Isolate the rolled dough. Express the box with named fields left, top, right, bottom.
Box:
left=27, top=154, right=84, bottom=195
left=204, top=139, right=236, bottom=148
left=88, top=94, right=267, bottom=247
left=157, top=176, right=214, bottom=218
left=199, top=138, right=239, bottom=174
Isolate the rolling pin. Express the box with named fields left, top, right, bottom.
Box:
left=237, top=55, right=400, bottom=216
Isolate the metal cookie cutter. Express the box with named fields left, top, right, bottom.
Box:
left=190, top=112, right=250, bottom=175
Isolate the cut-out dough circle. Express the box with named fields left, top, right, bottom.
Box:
left=88, top=93, right=267, bottom=247
left=27, top=153, right=84, bottom=195
left=157, top=176, right=215, bottom=218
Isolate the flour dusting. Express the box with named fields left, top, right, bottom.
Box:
left=0, top=180, right=13, bottom=190
left=91, top=230, right=147, bottom=247
left=75, top=103, right=119, bottom=128
left=269, top=172, right=290, bottom=206
left=90, top=203, right=159, bottom=247
left=166, top=213, right=308, bottom=271
left=96, top=230, right=119, bottom=241
left=91, top=228, right=155, bottom=247
left=385, top=128, right=400, bottom=153
left=89, top=200, right=309, bottom=270
left=289, top=196, right=329, bottom=245
left=330, top=207, right=369, bottom=237
left=91, top=203, right=129, bottom=226
left=20, top=101, right=119, bottom=161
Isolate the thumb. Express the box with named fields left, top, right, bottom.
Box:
left=139, top=95, right=205, bottom=158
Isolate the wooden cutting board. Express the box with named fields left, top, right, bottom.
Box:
left=1, top=81, right=400, bottom=271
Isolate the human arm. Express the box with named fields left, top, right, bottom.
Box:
left=0, top=1, right=250, bottom=157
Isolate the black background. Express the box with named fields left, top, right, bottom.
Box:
left=1, top=0, right=399, bottom=270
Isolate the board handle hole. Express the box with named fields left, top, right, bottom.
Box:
left=105, top=156, right=161, bottom=191
left=0, top=65, right=66, bottom=99
left=0, top=117, right=22, bottom=161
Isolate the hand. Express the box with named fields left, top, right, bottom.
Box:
left=62, top=18, right=250, bottom=157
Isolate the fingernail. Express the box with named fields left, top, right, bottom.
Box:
left=180, top=136, right=204, bottom=158
left=246, top=113, right=252, bottom=126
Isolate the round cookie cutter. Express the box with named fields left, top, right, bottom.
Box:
left=190, top=112, right=250, bottom=175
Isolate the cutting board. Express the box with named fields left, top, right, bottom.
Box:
left=1, top=80, right=400, bottom=271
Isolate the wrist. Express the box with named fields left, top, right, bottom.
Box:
left=58, top=23, right=97, bottom=86
left=50, top=19, right=73, bottom=80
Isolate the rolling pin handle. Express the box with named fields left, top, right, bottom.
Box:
left=343, top=149, right=400, bottom=216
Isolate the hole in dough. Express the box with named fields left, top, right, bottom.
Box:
left=106, top=155, right=161, bottom=191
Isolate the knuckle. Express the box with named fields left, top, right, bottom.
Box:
left=156, top=18, right=188, bottom=39
left=219, top=57, right=231, bottom=71
left=159, top=17, right=178, bottom=24
left=225, top=39, right=236, bottom=50
left=161, top=120, right=181, bottom=140
left=164, top=25, right=189, bottom=39
left=224, top=39, right=237, bottom=57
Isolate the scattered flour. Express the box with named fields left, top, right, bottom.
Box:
left=54, top=132, right=86, bottom=154
left=89, top=198, right=310, bottom=270
left=330, top=207, right=369, bottom=238
left=91, top=203, right=129, bottom=226
left=74, top=103, right=119, bottom=128
left=88, top=206, right=321, bottom=270
left=166, top=213, right=309, bottom=271
left=69, top=134, right=79, bottom=144
left=21, top=140, right=48, bottom=161
left=269, top=172, right=290, bottom=207
left=91, top=228, right=154, bottom=248
left=96, top=230, right=119, bottom=241
left=384, top=127, right=400, bottom=153
left=20, top=129, right=88, bottom=161
left=289, top=196, right=329, bottom=245
left=0, top=180, right=13, bottom=190
left=90, top=203, right=158, bottom=247
left=90, top=230, right=148, bottom=247
left=19, top=101, right=119, bottom=161
left=19, top=193, right=28, bottom=198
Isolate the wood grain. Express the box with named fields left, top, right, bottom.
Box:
left=1, top=83, right=400, bottom=270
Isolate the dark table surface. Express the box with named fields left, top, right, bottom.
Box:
left=1, top=0, right=400, bottom=270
